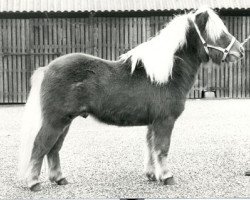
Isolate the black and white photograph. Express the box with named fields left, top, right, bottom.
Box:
left=0, top=0, right=249, bottom=199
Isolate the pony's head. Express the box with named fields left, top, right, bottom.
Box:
left=120, top=6, right=244, bottom=84
left=192, top=6, right=244, bottom=64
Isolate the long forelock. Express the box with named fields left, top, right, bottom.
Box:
left=120, top=14, right=190, bottom=84
left=204, top=8, right=229, bottom=42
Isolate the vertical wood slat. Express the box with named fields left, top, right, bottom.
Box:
left=7, top=19, right=13, bottom=103
left=3, top=20, right=8, bottom=103
left=12, top=19, right=17, bottom=102
left=111, top=17, right=116, bottom=60
left=16, top=19, right=21, bottom=102
left=20, top=20, right=26, bottom=102
left=246, top=17, right=250, bottom=97
left=0, top=19, right=3, bottom=102
left=106, top=17, right=111, bottom=59
left=25, top=19, right=30, bottom=100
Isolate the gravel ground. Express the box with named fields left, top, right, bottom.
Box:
left=0, top=99, right=249, bottom=199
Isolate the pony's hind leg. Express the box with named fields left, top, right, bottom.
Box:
left=152, top=117, right=176, bottom=185
left=47, top=126, right=70, bottom=185
left=145, top=125, right=156, bottom=181
left=26, top=120, right=68, bottom=191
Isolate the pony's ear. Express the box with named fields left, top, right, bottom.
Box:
left=195, top=11, right=209, bottom=32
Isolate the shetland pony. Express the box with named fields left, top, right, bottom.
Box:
left=18, top=7, right=244, bottom=191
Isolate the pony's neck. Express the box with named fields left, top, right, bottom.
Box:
left=168, top=44, right=204, bottom=98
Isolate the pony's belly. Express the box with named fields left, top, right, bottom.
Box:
left=92, top=112, right=150, bottom=126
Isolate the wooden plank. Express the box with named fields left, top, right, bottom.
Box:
left=66, top=18, right=71, bottom=54
left=216, top=60, right=221, bottom=97
left=33, top=18, right=39, bottom=70
left=85, top=17, right=90, bottom=54
left=71, top=18, right=76, bottom=53
left=93, top=17, right=98, bottom=57
left=89, top=16, right=94, bottom=55
left=56, top=18, right=62, bottom=57
left=75, top=18, right=81, bottom=53
left=241, top=16, right=245, bottom=97
left=102, top=17, right=107, bottom=59
left=228, top=17, right=233, bottom=98
left=128, top=17, right=133, bottom=51
left=116, top=18, right=121, bottom=58
left=20, top=19, right=27, bottom=102
left=48, top=19, right=53, bottom=63
left=237, top=17, right=242, bottom=97
left=97, top=17, right=102, bottom=58
left=39, top=18, right=44, bottom=67
left=43, top=18, right=49, bottom=66
left=16, top=19, right=22, bottom=102
left=12, top=19, right=18, bottom=102
left=0, top=19, right=4, bottom=102
left=133, top=17, right=137, bottom=49
left=3, top=20, right=8, bottom=103
left=62, top=18, right=67, bottom=55
left=233, top=17, right=238, bottom=98
left=25, top=19, right=31, bottom=100
left=117, top=17, right=122, bottom=56
left=137, top=17, right=142, bottom=45
left=80, top=18, right=85, bottom=53
left=141, top=17, right=146, bottom=43
left=111, top=17, right=116, bottom=60
left=199, top=65, right=203, bottom=98
left=145, top=17, right=150, bottom=41
left=7, top=19, right=13, bottom=103
left=246, top=16, right=250, bottom=97
left=106, top=17, right=111, bottom=59
left=150, top=16, right=155, bottom=37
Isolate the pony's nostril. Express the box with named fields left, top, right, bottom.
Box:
left=240, top=46, right=245, bottom=53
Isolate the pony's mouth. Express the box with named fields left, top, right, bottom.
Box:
left=226, top=51, right=244, bottom=62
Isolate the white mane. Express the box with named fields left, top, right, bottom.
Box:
left=120, top=7, right=228, bottom=84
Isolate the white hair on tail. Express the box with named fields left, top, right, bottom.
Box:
left=18, top=67, right=46, bottom=180
left=120, top=14, right=191, bottom=84
left=194, top=6, right=229, bottom=42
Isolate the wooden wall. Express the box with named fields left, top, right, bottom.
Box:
left=0, top=15, right=249, bottom=103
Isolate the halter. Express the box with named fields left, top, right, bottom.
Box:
left=192, top=17, right=236, bottom=62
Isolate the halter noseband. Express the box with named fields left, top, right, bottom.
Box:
left=192, top=17, right=236, bottom=62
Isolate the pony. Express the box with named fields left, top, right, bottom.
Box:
left=18, top=6, right=244, bottom=191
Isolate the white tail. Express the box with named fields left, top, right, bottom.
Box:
left=18, top=67, right=46, bottom=180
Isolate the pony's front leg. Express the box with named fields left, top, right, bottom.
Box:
left=145, top=125, right=156, bottom=181
left=152, top=117, right=175, bottom=185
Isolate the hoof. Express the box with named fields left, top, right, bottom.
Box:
left=161, top=176, right=175, bottom=185
left=245, top=171, right=250, bottom=176
left=30, top=183, right=42, bottom=192
left=56, top=178, right=68, bottom=185
left=146, top=172, right=157, bottom=181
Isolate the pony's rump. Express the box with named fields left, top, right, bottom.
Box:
left=18, top=67, right=46, bottom=180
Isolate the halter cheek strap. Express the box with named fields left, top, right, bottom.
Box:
left=192, top=17, right=236, bottom=62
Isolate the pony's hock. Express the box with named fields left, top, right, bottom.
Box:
left=18, top=6, right=244, bottom=191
